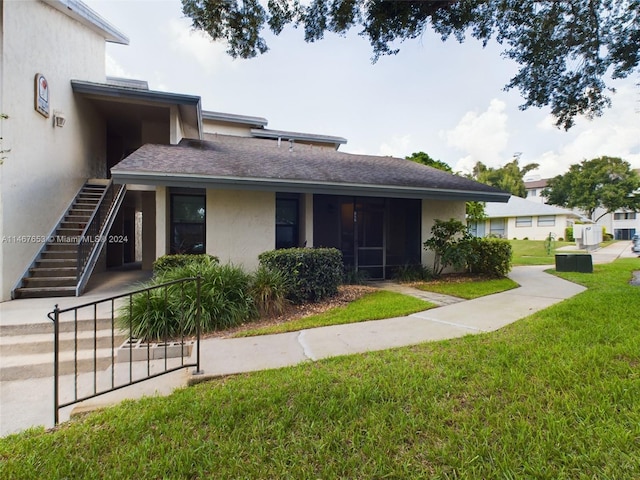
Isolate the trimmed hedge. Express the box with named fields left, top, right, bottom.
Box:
left=258, top=248, right=343, bottom=304
left=468, top=237, right=513, bottom=277
left=153, top=254, right=219, bottom=274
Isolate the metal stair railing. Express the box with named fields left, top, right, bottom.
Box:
left=75, top=181, right=126, bottom=296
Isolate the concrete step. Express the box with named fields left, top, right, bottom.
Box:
left=29, top=266, right=77, bottom=277
left=0, top=329, right=128, bottom=356
left=22, top=276, right=77, bottom=288
left=13, top=286, right=77, bottom=299
left=41, top=250, right=77, bottom=260
left=36, top=258, right=76, bottom=267
left=1, top=317, right=117, bottom=336
left=1, top=348, right=118, bottom=380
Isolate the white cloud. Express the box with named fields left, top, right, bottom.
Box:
left=378, top=134, right=413, bottom=158
left=167, top=18, right=236, bottom=74
left=441, top=99, right=510, bottom=171
left=105, top=53, right=133, bottom=79
left=531, top=83, right=640, bottom=178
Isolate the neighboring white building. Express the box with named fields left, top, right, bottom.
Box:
left=474, top=195, right=582, bottom=241
left=0, top=0, right=509, bottom=301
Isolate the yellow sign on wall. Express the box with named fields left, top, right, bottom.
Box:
left=34, top=73, right=49, bottom=118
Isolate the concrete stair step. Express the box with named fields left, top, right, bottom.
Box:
left=41, top=250, right=77, bottom=259
left=0, top=329, right=128, bottom=356
left=29, top=266, right=77, bottom=277
left=22, top=276, right=77, bottom=288
left=1, top=317, right=118, bottom=336
left=1, top=349, right=118, bottom=380
left=13, top=286, right=77, bottom=299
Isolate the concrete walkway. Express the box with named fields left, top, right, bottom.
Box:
left=0, top=241, right=636, bottom=436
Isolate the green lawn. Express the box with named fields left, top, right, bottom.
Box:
left=510, top=239, right=578, bottom=265
left=234, top=290, right=435, bottom=337
left=416, top=276, right=519, bottom=299
left=2, top=259, right=640, bottom=478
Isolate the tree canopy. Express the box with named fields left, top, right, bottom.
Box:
left=405, top=151, right=452, bottom=172
left=542, top=156, right=640, bottom=222
left=181, top=0, right=640, bottom=129
left=471, top=157, right=539, bottom=197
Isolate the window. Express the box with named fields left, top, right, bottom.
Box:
left=276, top=195, right=299, bottom=249
left=527, top=189, right=537, bottom=197
left=537, top=216, right=555, bottom=227
left=489, top=218, right=505, bottom=238
left=171, top=193, right=205, bottom=254
left=614, top=212, right=636, bottom=220
left=516, top=216, right=532, bottom=227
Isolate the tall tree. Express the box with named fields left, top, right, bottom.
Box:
left=542, top=156, right=640, bottom=222
left=472, top=157, right=539, bottom=197
left=181, top=0, right=640, bottom=129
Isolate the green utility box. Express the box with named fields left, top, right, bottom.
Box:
left=555, top=254, right=593, bottom=273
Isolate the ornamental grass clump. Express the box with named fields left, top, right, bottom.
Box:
left=249, top=265, right=290, bottom=317
left=118, top=256, right=256, bottom=340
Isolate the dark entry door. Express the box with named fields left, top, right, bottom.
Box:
left=354, top=199, right=385, bottom=279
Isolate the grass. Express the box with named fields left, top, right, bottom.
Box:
left=234, top=290, right=435, bottom=337
left=416, top=276, right=519, bottom=299
left=2, top=259, right=640, bottom=478
left=511, top=239, right=578, bottom=265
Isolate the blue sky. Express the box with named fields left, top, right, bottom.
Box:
left=86, top=0, right=640, bottom=178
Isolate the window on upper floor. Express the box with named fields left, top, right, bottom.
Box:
left=614, top=212, right=636, bottom=220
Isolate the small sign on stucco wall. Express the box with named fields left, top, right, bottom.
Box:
left=34, top=73, right=49, bottom=118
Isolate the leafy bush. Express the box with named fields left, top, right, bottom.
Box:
left=423, top=218, right=473, bottom=276
left=250, top=265, right=290, bottom=317
left=468, top=237, right=513, bottom=277
left=565, top=227, right=575, bottom=242
left=119, top=258, right=256, bottom=341
left=153, top=253, right=219, bottom=274
left=342, top=267, right=370, bottom=285
left=259, top=248, right=343, bottom=304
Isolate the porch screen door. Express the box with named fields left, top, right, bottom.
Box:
left=354, top=199, right=385, bottom=279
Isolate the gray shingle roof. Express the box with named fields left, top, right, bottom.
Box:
left=111, top=136, right=510, bottom=202
left=485, top=195, right=581, bottom=218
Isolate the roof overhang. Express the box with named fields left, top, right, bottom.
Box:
left=203, top=111, right=268, bottom=128
left=110, top=170, right=511, bottom=202
left=41, top=0, right=129, bottom=44
left=71, top=80, right=202, bottom=139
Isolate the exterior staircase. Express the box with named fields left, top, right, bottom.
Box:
left=13, top=179, right=125, bottom=299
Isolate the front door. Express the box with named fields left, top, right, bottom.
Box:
left=340, top=198, right=385, bottom=279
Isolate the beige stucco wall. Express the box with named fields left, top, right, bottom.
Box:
left=421, top=199, right=466, bottom=272
left=301, top=193, right=313, bottom=247
left=0, top=0, right=108, bottom=300
left=202, top=120, right=252, bottom=138
left=206, top=189, right=275, bottom=271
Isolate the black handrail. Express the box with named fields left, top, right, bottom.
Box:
left=48, top=276, right=202, bottom=426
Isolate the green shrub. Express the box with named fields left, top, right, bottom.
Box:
left=423, top=218, right=473, bottom=276
left=119, top=259, right=256, bottom=340
left=250, top=265, right=290, bottom=317
left=468, top=237, right=513, bottom=277
left=259, top=248, right=343, bottom=304
left=153, top=253, right=219, bottom=275
left=565, top=227, right=575, bottom=242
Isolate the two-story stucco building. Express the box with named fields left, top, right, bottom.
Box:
left=0, top=0, right=509, bottom=301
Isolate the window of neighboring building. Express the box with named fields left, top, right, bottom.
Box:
left=527, top=189, right=537, bottom=197
left=489, top=218, right=505, bottom=238
left=614, top=212, right=636, bottom=220
left=276, top=195, right=299, bottom=249
left=170, top=193, right=205, bottom=254
left=516, top=216, right=532, bottom=227
left=537, top=215, right=555, bottom=227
